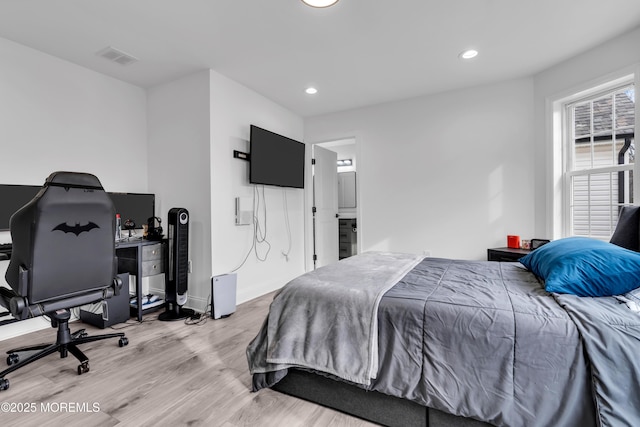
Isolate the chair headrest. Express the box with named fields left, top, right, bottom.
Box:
left=44, top=171, right=104, bottom=190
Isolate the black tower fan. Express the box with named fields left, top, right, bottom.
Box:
left=159, top=207, right=195, bottom=321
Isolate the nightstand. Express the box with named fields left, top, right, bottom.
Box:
left=487, top=247, right=531, bottom=262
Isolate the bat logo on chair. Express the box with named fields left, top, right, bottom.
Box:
left=52, top=222, right=100, bottom=236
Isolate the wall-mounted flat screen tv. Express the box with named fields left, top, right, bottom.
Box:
left=249, top=125, right=305, bottom=189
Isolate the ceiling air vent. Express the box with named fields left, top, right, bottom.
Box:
left=96, top=46, right=139, bottom=66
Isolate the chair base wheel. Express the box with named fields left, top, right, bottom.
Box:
left=118, top=337, right=129, bottom=347
left=77, top=362, right=90, bottom=375
left=0, top=378, right=9, bottom=391
left=6, top=353, right=19, bottom=366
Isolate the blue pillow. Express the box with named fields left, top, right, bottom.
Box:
left=519, top=236, right=640, bottom=297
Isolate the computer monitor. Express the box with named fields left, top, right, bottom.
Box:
left=108, top=192, right=155, bottom=229
left=0, top=184, right=41, bottom=231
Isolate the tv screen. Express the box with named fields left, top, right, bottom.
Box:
left=0, top=184, right=42, bottom=231
left=250, top=125, right=305, bottom=188
left=108, top=192, right=155, bottom=229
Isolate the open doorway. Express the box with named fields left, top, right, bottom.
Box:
left=310, top=138, right=358, bottom=268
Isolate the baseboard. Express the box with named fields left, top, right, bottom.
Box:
left=0, top=316, right=51, bottom=342
left=236, top=280, right=284, bottom=305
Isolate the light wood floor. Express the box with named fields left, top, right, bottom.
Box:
left=0, top=292, right=376, bottom=426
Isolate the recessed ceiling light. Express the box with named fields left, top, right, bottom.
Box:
left=459, top=49, right=479, bottom=60
left=305, top=87, right=318, bottom=95
left=302, top=0, right=339, bottom=8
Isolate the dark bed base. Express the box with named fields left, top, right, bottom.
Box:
left=272, top=369, right=492, bottom=427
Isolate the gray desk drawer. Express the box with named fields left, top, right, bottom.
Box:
left=141, top=259, right=164, bottom=276
left=142, top=243, right=163, bottom=261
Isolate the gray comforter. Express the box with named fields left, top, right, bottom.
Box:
left=248, top=255, right=640, bottom=427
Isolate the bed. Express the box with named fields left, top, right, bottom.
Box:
left=247, top=214, right=640, bottom=426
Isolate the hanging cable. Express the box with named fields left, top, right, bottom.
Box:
left=281, top=189, right=292, bottom=261
left=253, top=185, right=271, bottom=261
left=231, top=185, right=271, bottom=272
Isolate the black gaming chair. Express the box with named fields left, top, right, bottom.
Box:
left=0, top=171, right=129, bottom=392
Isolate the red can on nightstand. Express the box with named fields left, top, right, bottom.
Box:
left=507, top=235, right=521, bottom=249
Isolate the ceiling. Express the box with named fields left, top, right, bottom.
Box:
left=0, top=0, right=639, bottom=118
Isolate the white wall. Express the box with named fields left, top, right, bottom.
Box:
left=533, top=26, right=640, bottom=238
left=147, top=70, right=212, bottom=311
left=146, top=69, right=306, bottom=308
left=304, top=78, right=535, bottom=260
left=209, top=71, right=306, bottom=304
left=0, top=37, right=147, bottom=192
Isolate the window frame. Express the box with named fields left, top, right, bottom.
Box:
left=554, top=74, right=637, bottom=239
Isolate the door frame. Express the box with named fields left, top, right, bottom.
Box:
left=304, top=136, right=361, bottom=272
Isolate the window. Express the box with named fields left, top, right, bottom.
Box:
left=564, top=82, right=635, bottom=239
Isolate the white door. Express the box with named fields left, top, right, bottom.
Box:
left=313, top=145, right=339, bottom=268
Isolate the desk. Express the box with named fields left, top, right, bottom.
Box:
left=1, top=240, right=166, bottom=324
left=115, top=239, right=166, bottom=321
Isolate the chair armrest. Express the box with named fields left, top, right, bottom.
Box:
left=112, top=276, right=123, bottom=296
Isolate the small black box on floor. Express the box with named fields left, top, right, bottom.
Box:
left=80, top=273, right=130, bottom=328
